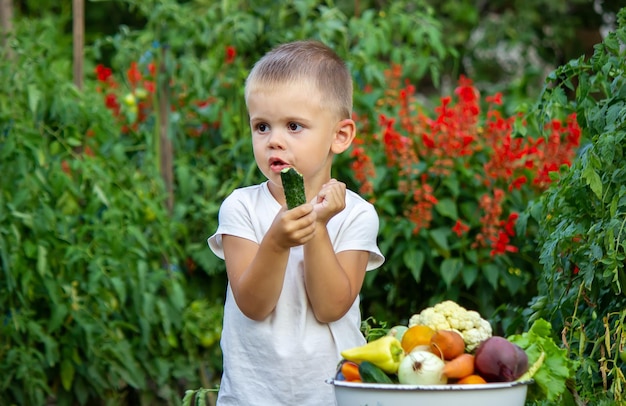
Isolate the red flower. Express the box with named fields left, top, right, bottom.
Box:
left=104, top=93, right=120, bottom=112
left=490, top=231, right=519, bottom=256
left=350, top=144, right=375, bottom=196
left=455, top=75, right=478, bottom=104
left=95, top=64, right=112, bottom=82
left=348, top=66, right=582, bottom=259
left=127, top=62, right=142, bottom=87
left=422, top=133, right=435, bottom=148
left=509, top=175, right=527, bottom=191
left=195, top=98, right=215, bottom=108
left=225, top=46, right=236, bottom=64
left=143, top=80, right=156, bottom=93
left=486, top=93, right=503, bottom=105
left=504, top=212, right=519, bottom=236
left=452, top=220, right=470, bottom=237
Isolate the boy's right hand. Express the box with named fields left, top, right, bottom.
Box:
left=268, top=203, right=317, bottom=249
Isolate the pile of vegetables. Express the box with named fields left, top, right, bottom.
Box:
left=335, top=301, right=574, bottom=402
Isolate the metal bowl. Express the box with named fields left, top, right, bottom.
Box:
left=327, top=379, right=533, bottom=406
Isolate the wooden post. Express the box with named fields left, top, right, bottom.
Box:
left=72, top=0, right=84, bottom=90
left=0, top=0, right=14, bottom=59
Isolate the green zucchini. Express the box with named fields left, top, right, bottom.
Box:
left=280, top=167, right=306, bottom=209
left=358, top=361, right=394, bottom=384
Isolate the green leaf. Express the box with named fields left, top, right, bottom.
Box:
left=60, top=359, right=75, bottom=391
left=177, top=164, right=192, bottom=199
left=182, top=391, right=195, bottom=406
left=403, top=249, right=425, bottom=283
left=49, top=303, right=68, bottom=333
left=128, top=226, right=149, bottom=251
left=482, top=264, right=500, bottom=290
left=429, top=228, right=450, bottom=256
left=197, top=390, right=208, bottom=406
left=110, top=276, right=127, bottom=304
left=27, top=84, right=41, bottom=117
left=462, top=265, right=479, bottom=288
left=168, top=277, right=187, bottom=310
left=582, top=165, right=603, bottom=199
left=605, top=102, right=624, bottom=130
left=67, top=137, right=82, bottom=147
left=105, top=341, right=145, bottom=388
left=434, top=198, right=458, bottom=219
left=92, top=184, right=110, bottom=207
left=37, top=245, right=48, bottom=276
left=440, top=258, right=462, bottom=287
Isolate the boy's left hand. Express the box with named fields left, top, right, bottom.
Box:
left=312, top=179, right=346, bottom=224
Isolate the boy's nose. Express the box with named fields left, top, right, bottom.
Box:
left=267, top=130, right=286, bottom=149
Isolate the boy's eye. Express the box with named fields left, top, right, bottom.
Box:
left=288, top=122, right=303, bottom=132
left=257, top=123, right=269, bottom=133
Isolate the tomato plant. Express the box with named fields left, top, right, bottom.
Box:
left=525, top=8, right=626, bottom=403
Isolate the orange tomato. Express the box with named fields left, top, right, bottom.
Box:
left=401, top=325, right=436, bottom=354
left=457, top=374, right=487, bottom=384
left=340, top=361, right=361, bottom=382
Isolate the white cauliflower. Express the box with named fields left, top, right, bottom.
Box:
left=408, top=300, right=492, bottom=351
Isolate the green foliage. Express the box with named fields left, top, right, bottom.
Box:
left=2, top=1, right=455, bottom=404
left=0, top=15, right=220, bottom=406
left=338, top=69, right=580, bottom=330
left=508, top=319, right=576, bottom=402
left=525, top=7, right=626, bottom=403
left=421, top=0, right=619, bottom=107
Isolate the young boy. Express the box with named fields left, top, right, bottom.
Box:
left=208, top=40, right=384, bottom=405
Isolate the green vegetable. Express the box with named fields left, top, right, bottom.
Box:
left=516, top=351, right=546, bottom=382
left=280, top=167, right=306, bottom=209
left=359, top=361, right=394, bottom=384
left=508, top=318, right=576, bottom=402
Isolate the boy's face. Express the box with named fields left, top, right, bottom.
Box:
left=247, top=80, right=352, bottom=204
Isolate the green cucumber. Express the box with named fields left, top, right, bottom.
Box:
left=280, top=167, right=306, bottom=209
left=358, top=361, right=394, bottom=384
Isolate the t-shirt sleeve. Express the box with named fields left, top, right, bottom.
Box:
left=207, top=190, right=258, bottom=259
left=334, top=201, right=385, bottom=271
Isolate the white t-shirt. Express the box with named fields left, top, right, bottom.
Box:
left=208, top=181, right=384, bottom=406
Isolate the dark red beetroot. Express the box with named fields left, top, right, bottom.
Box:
left=474, top=336, right=529, bottom=382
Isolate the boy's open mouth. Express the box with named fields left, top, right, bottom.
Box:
left=270, top=158, right=290, bottom=172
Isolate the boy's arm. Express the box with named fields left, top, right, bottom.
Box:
left=303, top=179, right=371, bottom=323
left=303, top=229, right=369, bottom=323
left=223, top=204, right=317, bottom=321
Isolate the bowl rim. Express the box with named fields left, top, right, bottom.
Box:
left=327, top=378, right=534, bottom=392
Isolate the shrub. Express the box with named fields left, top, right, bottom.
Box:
left=523, top=7, right=626, bottom=404
left=339, top=66, right=581, bottom=328
left=0, top=16, right=220, bottom=406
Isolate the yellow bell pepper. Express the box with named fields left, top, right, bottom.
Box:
left=340, top=335, right=405, bottom=374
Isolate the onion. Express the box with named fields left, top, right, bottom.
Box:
left=397, top=350, right=447, bottom=385
left=387, top=325, right=409, bottom=343
left=474, top=336, right=529, bottom=382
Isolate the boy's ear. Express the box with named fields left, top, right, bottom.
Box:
left=331, top=119, right=356, bottom=154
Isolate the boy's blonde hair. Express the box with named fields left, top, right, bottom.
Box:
left=245, top=40, right=353, bottom=120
